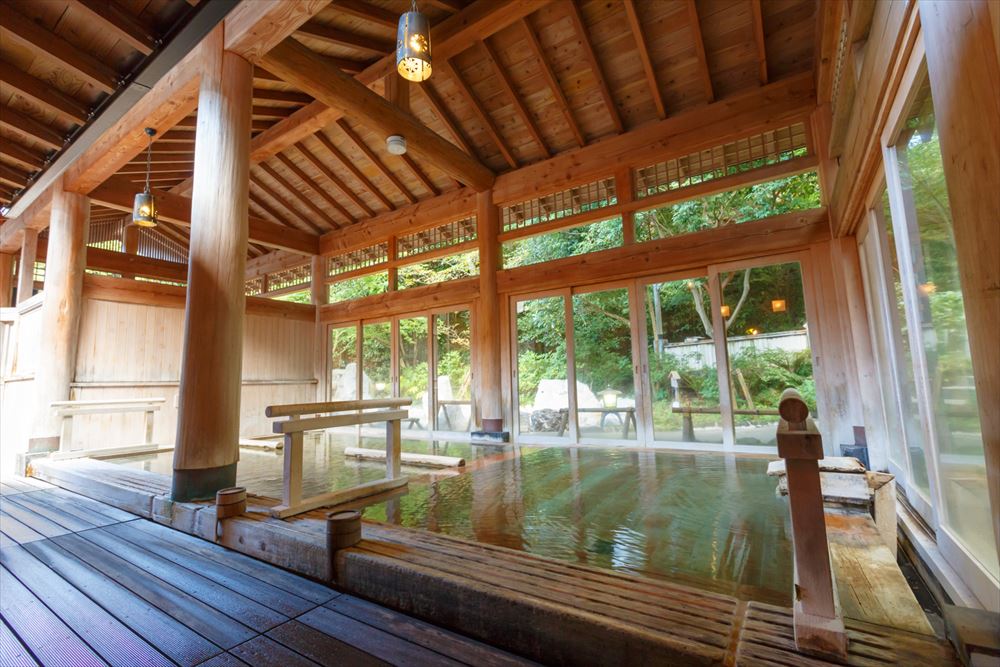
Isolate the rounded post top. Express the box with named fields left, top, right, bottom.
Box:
left=778, top=388, right=810, bottom=423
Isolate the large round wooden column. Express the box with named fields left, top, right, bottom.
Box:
left=475, top=190, right=503, bottom=431
left=31, top=189, right=89, bottom=450
left=171, top=44, right=253, bottom=501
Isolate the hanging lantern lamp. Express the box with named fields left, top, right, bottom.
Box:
left=132, top=127, right=157, bottom=227
left=396, top=0, right=432, bottom=82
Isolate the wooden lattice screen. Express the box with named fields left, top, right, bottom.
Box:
left=634, top=122, right=810, bottom=199
left=327, top=242, right=389, bottom=277
left=397, top=216, right=477, bottom=260
left=501, top=176, right=617, bottom=233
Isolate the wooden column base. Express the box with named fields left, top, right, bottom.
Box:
left=172, top=462, right=237, bottom=502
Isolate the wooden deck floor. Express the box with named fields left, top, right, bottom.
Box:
left=0, top=476, right=533, bottom=667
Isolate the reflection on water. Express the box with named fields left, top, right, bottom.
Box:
left=113, top=436, right=792, bottom=604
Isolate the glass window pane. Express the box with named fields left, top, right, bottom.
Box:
left=516, top=296, right=568, bottom=436
left=434, top=310, right=473, bottom=432
left=645, top=278, right=722, bottom=444
left=572, top=288, right=636, bottom=441
left=362, top=322, right=392, bottom=399
left=329, top=325, right=357, bottom=401
left=892, top=68, right=995, bottom=578
left=881, top=190, right=932, bottom=494
left=719, top=262, right=812, bottom=447
left=398, top=251, right=478, bottom=290
left=503, top=217, right=622, bottom=269
left=399, top=317, right=429, bottom=431
left=328, top=272, right=389, bottom=303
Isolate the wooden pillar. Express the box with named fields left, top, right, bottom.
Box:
left=475, top=190, right=503, bottom=430
left=16, top=228, right=38, bottom=304
left=921, top=0, right=1000, bottom=560
left=616, top=167, right=635, bottom=245
left=122, top=223, right=140, bottom=279
left=172, top=35, right=253, bottom=501
left=30, top=189, right=89, bottom=450
left=0, top=252, right=13, bottom=307
left=311, top=254, right=327, bottom=402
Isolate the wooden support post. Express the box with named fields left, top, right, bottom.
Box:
left=386, top=417, right=401, bottom=480
left=476, top=190, right=503, bottom=431
left=16, top=228, right=38, bottom=304
left=311, top=254, right=326, bottom=402
left=31, top=188, right=89, bottom=451
left=283, top=430, right=304, bottom=509
left=616, top=167, right=635, bottom=245
left=172, top=34, right=253, bottom=501
left=143, top=409, right=155, bottom=445
left=920, top=0, right=1000, bottom=565
left=0, top=252, right=13, bottom=307
left=122, top=223, right=140, bottom=279
left=777, top=388, right=847, bottom=660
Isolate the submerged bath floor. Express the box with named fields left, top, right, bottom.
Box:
left=114, top=436, right=793, bottom=605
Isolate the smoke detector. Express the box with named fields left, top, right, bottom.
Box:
left=386, top=135, right=407, bottom=155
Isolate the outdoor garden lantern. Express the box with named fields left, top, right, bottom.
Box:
left=771, top=299, right=787, bottom=313
left=132, top=127, right=157, bottom=227
left=396, top=0, right=432, bottom=82
left=720, top=304, right=731, bottom=317
left=600, top=388, right=621, bottom=409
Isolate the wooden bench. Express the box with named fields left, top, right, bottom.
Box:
left=265, top=398, right=412, bottom=519
left=50, top=398, right=165, bottom=460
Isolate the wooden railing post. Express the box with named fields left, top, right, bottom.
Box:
left=143, top=409, right=155, bottom=445
left=283, top=430, right=303, bottom=510
left=386, top=416, right=401, bottom=480
left=777, top=388, right=847, bottom=660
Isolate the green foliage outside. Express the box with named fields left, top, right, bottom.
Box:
left=328, top=272, right=389, bottom=303
left=503, top=217, right=623, bottom=268
left=398, top=251, right=478, bottom=289
left=273, top=289, right=310, bottom=303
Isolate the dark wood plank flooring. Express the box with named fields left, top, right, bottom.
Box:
left=0, top=477, right=535, bottom=667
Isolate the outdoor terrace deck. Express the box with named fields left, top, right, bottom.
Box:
left=0, top=475, right=533, bottom=667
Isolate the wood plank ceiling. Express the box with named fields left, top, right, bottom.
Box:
left=17, top=0, right=818, bottom=264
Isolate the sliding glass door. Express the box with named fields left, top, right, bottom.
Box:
left=513, top=293, right=571, bottom=441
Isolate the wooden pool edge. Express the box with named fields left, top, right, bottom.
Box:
left=26, top=457, right=959, bottom=666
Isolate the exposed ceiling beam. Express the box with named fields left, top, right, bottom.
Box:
left=400, top=153, right=439, bottom=197
left=328, top=0, right=398, bottom=29
left=687, top=0, right=715, bottom=103
left=424, top=0, right=465, bottom=12
left=293, top=141, right=375, bottom=218
left=294, top=21, right=393, bottom=57
left=252, top=89, right=313, bottom=104
left=248, top=190, right=302, bottom=231
left=260, top=37, right=495, bottom=191
left=312, top=131, right=394, bottom=211
left=0, top=163, right=30, bottom=189
left=223, top=0, right=329, bottom=63
left=88, top=176, right=319, bottom=254
left=562, top=0, right=623, bottom=134
left=258, top=164, right=339, bottom=232
left=479, top=39, right=549, bottom=159
left=274, top=153, right=355, bottom=225
left=622, top=0, right=665, bottom=119
left=439, top=59, right=517, bottom=170
left=750, top=0, right=768, bottom=85
left=416, top=82, right=476, bottom=156
left=0, top=9, right=119, bottom=93
left=246, top=0, right=550, bottom=165
left=68, top=0, right=157, bottom=55
left=0, top=105, right=64, bottom=151
left=0, top=62, right=90, bottom=125
left=335, top=119, right=416, bottom=204
left=519, top=17, right=584, bottom=148
left=0, top=138, right=45, bottom=170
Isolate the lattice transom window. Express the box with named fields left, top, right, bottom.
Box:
left=634, top=123, right=809, bottom=199
left=245, top=275, right=264, bottom=296
left=328, top=242, right=389, bottom=277
left=397, top=216, right=477, bottom=260
left=267, top=263, right=311, bottom=291
left=502, top=177, right=617, bottom=233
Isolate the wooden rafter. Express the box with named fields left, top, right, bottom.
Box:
left=249, top=190, right=301, bottom=231
left=519, top=17, right=584, bottom=148
left=329, top=0, right=398, bottom=28
left=687, top=0, right=715, bottom=103
left=312, top=131, right=394, bottom=212
left=0, top=106, right=64, bottom=151
left=622, top=0, right=665, bottom=119
left=68, top=0, right=157, bottom=55
left=440, top=59, right=517, bottom=169
left=424, top=0, right=465, bottom=12
left=0, top=62, right=90, bottom=125
left=335, top=119, right=417, bottom=204
left=0, top=164, right=30, bottom=189
left=479, top=39, right=549, bottom=158
left=750, top=0, right=768, bottom=85
left=274, top=153, right=355, bottom=225
left=252, top=106, right=297, bottom=119
left=262, top=38, right=494, bottom=191
left=562, top=0, right=623, bottom=134
left=259, top=162, right=342, bottom=231
left=250, top=172, right=326, bottom=234
left=0, top=9, right=118, bottom=93
left=252, top=89, right=313, bottom=104
left=416, top=83, right=476, bottom=157
left=295, top=21, right=393, bottom=57
left=293, top=142, right=375, bottom=218
left=400, top=154, right=439, bottom=197
left=0, top=139, right=45, bottom=170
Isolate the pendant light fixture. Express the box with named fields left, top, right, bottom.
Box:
left=132, top=127, right=157, bottom=227
left=396, top=0, right=432, bottom=82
